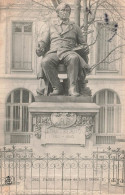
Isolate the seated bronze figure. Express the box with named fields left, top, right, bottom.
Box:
left=36, top=3, right=90, bottom=96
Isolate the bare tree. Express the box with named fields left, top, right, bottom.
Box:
left=1, top=0, right=125, bottom=71
left=49, top=0, right=125, bottom=70
left=79, top=0, right=125, bottom=70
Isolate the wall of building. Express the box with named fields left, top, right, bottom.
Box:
left=0, top=2, right=125, bottom=146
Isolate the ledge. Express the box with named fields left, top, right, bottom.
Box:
left=29, top=102, right=100, bottom=113
left=0, top=74, right=37, bottom=80
left=35, top=95, right=92, bottom=103
left=87, top=75, right=125, bottom=81
left=96, top=70, right=119, bottom=73
left=0, top=74, right=125, bottom=81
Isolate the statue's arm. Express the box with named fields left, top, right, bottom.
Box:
left=75, top=24, right=89, bottom=55
left=36, top=25, right=50, bottom=57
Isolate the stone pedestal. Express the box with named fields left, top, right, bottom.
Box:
left=28, top=96, right=100, bottom=156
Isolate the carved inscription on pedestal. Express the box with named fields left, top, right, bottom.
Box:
left=42, top=125, right=85, bottom=145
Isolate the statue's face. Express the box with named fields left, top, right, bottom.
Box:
left=58, top=7, right=70, bottom=21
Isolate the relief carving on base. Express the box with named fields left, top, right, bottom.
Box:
left=33, top=113, right=94, bottom=140
left=51, top=113, right=77, bottom=128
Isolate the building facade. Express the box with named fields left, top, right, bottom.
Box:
left=0, top=0, right=125, bottom=148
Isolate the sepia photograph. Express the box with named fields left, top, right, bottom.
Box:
left=0, top=0, right=125, bottom=194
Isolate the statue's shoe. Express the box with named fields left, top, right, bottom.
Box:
left=36, top=88, right=45, bottom=95
left=68, top=87, right=80, bottom=97
left=50, top=87, right=63, bottom=96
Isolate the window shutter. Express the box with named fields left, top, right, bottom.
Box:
left=12, top=33, right=22, bottom=69
left=97, top=23, right=117, bottom=71
left=12, top=22, right=32, bottom=70
left=23, top=34, right=32, bottom=70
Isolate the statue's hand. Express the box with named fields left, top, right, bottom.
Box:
left=73, top=44, right=89, bottom=55
left=36, top=46, right=45, bottom=57
left=85, top=67, right=91, bottom=75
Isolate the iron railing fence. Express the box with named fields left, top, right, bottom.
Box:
left=0, top=146, right=125, bottom=195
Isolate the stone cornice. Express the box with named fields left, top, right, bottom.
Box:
left=87, top=75, right=125, bottom=81
left=0, top=74, right=125, bottom=81
left=29, top=102, right=100, bottom=113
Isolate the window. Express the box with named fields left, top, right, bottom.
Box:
left=12, top=22, right=32, bottom=71
left=6, top=89, right=35, bottom=133
left=93, top=89, right=121, bottom=134
left=96, top=23, right=118, bottom=71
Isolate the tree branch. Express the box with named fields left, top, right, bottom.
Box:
left=90, top=44, right=125, bottom=72
left=31, top=0, right=55, bottom=10
left=104, top=0, right=125, bottom=21
left=88, top=0, right=103, bottom=25
left=88, top=28, right=100, bottom=47
left=104, top=57, right=120, bottom=64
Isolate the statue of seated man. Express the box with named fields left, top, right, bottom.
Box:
left=36, top=2, right=90, bottom=96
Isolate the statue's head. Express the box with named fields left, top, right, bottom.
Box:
left=56, top=3, right=71, bottom=20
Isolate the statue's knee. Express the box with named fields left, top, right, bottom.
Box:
left=70, top=54, right=79, bottom=61
left=41, top=58, right=50, bottom=69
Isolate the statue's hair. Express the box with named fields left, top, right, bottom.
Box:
left=56, top=3, right=71, bottom=14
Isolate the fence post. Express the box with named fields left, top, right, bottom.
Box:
left=54, top=164, right=56, bottom=194
left=15, top=149, right=17, bottom=194
left=85, top=164, right=87, bottom=195
left=0, top=149, right=2, bottom=194
left=123, top=150, right=125, bottom=194
left=46, top=153, right=49, bottom=195
left=117, top=148, right=120, bottom=185
left=77, top=153, right=80, bottom=195
left=3, top=147, right=6, bottom=178
left=12, top=145, right=15, bottom=181
left=107, top=147, right=111, bottom=194
left=31, top=152, right=33, bottom=195
left=23, top=147, right=27, bottom=195
left=39, top=156, right=41, bottom=195
left=92, top=152, right=95, bottom=195
left=61, top=152, right=64, bottom=195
